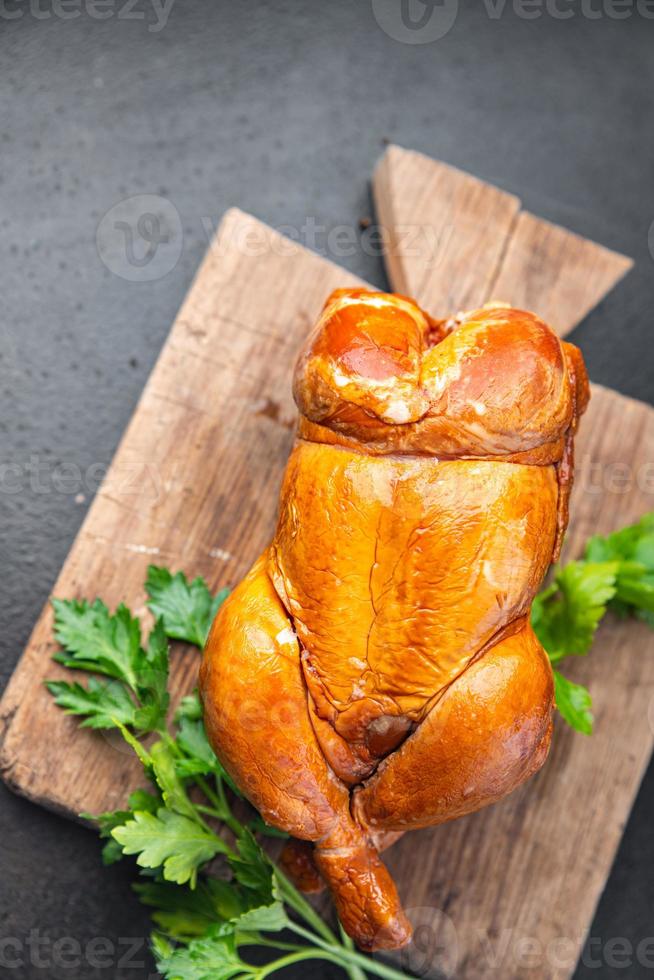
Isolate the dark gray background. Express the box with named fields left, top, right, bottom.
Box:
left=1, top=1, right=653, bottom=977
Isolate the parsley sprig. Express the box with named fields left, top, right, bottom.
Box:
left=531, top=513, right=654, bottom=733
left=46, top=568, right=409, bottom=980
left=45, top=514, right=654, bottom=976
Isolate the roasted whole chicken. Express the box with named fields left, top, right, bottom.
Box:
left=200, top=289, right=589, bottom=951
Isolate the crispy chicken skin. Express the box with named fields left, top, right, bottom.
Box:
left=200, top=289, right=589, bottom=951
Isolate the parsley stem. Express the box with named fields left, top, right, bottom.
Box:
left=194, top=774, right=223, bottom=812
left=339, top=924, right=368, bottom=980
left=287, top=923, right=412, bottom=980
left=193, top=773, right=244, bottom=838
left=274, top=867, right=338, bottom=945
left=213, top=772, right=232, bottom=818
left=255, top=949, right=348, bottom=978
left=244, top=937, right=308, bottom=952
left=194, top=803, right=224, bottom=819
left=246, top=930, right=371, bottom=980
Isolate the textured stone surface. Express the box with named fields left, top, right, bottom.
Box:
left=1, top=2, right=652, bottom=977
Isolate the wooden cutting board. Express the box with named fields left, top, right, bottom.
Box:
left=1, top=148, right=650, bottom=980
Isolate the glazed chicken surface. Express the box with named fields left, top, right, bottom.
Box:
left=200, top=289, right=590, bottom=951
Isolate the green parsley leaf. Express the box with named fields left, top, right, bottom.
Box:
left=584, top=513, right=654, bottom=563
left=214, top=834, right=289, bottom=934
left=128, top=788, right=161, bottom=813
left=149, top=739, right=199, bottom=821
left=52, top=598, right=144, bottom=688
left=154, top=931, right=245, bottom=980
left=133, top=619, right=171, bottom=732
left=175, top=717, right=217, bottom=771
left=49, top=599, right=170, bottom=734
left=100, top=837, right=126, bottom=867
left=232, top=889, right=289, bottom=934
left=173, top=692, right=241, bottom=796
left=614, top=561, right=654, bottom=615
left=45, top=677, right=138, bottom=730
left=175, top=712, right=242, bottom=798
left=150, top=933, right=175, bottom=966
left=112, top=808, right=228, bottom=887
left=531, top=561, right=619, bottom=663
left=146, top=566, right=229, bottom=648
left=584, top=515, right=654, bottom=617
left=228, top=829, right=275, bottom=899
left=83, top=807, right=133, bottom=865
left=553, top=669, right=594, bottom=735
left=175, top=692, right=204, bottom=722
left=135, top=879, right=246, bottom=941
left=111, top=726, right=210, bottom=824
left=82, top=790, right=161, bottom=866
left=531, top=514, right=654, bottom=733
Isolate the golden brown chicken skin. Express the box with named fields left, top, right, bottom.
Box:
left=200, top=289, right=589, bottom=952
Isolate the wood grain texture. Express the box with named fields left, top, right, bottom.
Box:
left=373, top=145, right=521, bottom=315
left=0, top=156, right=648, bottom=980
left=491, top=210, right=634, bottom=335
left=373, top=145, right=633, bottom=335
left=372, top=147, right=652, bottom=980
